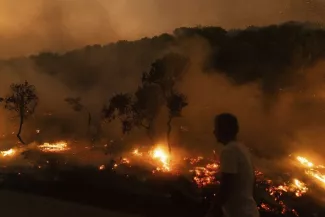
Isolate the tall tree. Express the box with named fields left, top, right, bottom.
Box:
left=102, top=86, right=164, bottom=143
left=102, top=93, right=134, bottom=135
left=166, top=92, right=188, bottom=153
left=142, top=52, right=189, bottom=98
left=65, top=97, right=92, bottom=131
left=3, top=81, right=38, bottom=144
left=142, top=53, right=189, bottom=153
left=129, top=85, right=164, bottom=141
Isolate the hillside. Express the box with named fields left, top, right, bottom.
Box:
left=1, top=22, right=325, bottom=96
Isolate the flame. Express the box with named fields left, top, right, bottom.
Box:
left=296, top=155, right=325, bottom=187
left=292, top=179, right=308, bottom=197
left=99, top=165, right=105, bottom=170
left=151, top=147, right=170, bottom=171
left=132, top=149, right=142, bottom=156
left=38, top=141, right=70, bottom=153
left=121, top=158, right=130, bottom=164
left=131, top=147, right=171, bottom=172
left=296, top=156, right=314, bottom=168
left=1, top=148, right=16, bottom=157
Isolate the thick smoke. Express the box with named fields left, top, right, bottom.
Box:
left=0, top=0, right=325, bottom=58
left=0, top=15, right=325, bottom=169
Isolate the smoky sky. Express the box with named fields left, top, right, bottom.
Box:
left=0, top=0, right=324, bottom=58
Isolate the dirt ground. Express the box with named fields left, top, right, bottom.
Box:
left=0, top=190, right=141, bottom=217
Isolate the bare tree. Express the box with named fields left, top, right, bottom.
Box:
left=3, top=81, right=38, bottom=144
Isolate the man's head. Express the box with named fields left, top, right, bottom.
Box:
left=214, top=113, right=239, bottom=145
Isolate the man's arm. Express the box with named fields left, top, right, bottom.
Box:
left=217, top=172, right=236, bottom=206
left=207, top=148, right=237, bottom=216
left=218, top=147, right=238, bottom=203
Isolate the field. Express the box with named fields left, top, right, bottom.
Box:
left=1, top=141, right=325, bottom=217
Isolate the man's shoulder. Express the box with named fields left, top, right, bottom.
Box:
left=222, top=141, right=240, bottom=152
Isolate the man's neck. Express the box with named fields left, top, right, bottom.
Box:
left=224, top=139, right=236, bottom=145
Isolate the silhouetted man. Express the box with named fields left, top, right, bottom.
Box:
left=206, top=113, right=259, bottom=217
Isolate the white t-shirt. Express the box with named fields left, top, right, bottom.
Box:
left=219, top=141, right=259, bottom=217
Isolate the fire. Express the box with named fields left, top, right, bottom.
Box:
left=38, top=141, right=70, bottom=153
left=131, top=146, right=171, bottom=172
left=191, top=165, right=218, bottom=187
left=132, top=149, right=142, bottom=156
left=151, top=147, right=170, bottom=171
left=186, top=156, right=219, bottom=187
left=292, top=179, right=308, bottom=197
left=121, top=158, right=130, bottom=164
left=296, top=156, right=314, bottom=168
left=296, top=155, right=325, bottom=187
left=306, top=170, right=325, bottom=184
left=259, top=203, right=272, bottom=212
left=1, top=148, right=16, bottom=157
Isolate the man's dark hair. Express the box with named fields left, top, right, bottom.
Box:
left=215, top=113, right=239, bottom=139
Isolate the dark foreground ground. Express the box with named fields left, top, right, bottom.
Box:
left=0, top=190, right=139, bottom=217
left=1, top=165, right=325, bottom=217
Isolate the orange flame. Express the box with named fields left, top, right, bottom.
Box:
left=38, top=141, right=70, bottom=153
left=1, top=148, right=16, bottom=157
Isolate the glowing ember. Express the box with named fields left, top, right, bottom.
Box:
left=188, top=157, right=219, bottom=187
left=121, top=158, right=130, bottom=164
left=132, top=149, right=142, bottom=156
left=1, top=148, right=16, bottom=157
left=184, top=156, right=204, bottom=165
left=259, top=203, right=272, bottom=212
left=293, top=179, right=308, bottom=197
left=256, top=171, right=301, bottom=216
left=38, top=141, right=70, bottom=153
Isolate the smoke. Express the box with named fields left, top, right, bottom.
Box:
left=1, top=28, right=325, bottom=158
left=171, top=34, right=325, bottom=163
left=0, top=0, right=325, bottom=58
left=0, top=9, right=325, bottom=170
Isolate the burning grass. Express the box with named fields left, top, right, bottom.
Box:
left=38, top=141, right=70, bottom=153
left=1, top=140, right=325, bottom=217
left=296, top=156, right=325, bottom=188
left=1, top=148, right=16, bottom=157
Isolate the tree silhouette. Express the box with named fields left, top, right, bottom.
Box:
left=166, top=92, right=188, bottom=153
left=3, top=81, right=38, bottom=144
left=142, top=53, right=189, bottom=153
left=65, top=97, right=92, bottom=131
left=102, top=86, right=164, bottom=142
left=142, top=53, right=189, bottom=97
left=102, top=93, right=133, bottom=134
left=131, top=85, right=164, bottom=141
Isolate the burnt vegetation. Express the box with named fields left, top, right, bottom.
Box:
left=103, top=53, right=189, bottom=152
left=1, top=81, right=38, bottom=144
left=1, top=22, right=325, bottom=217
